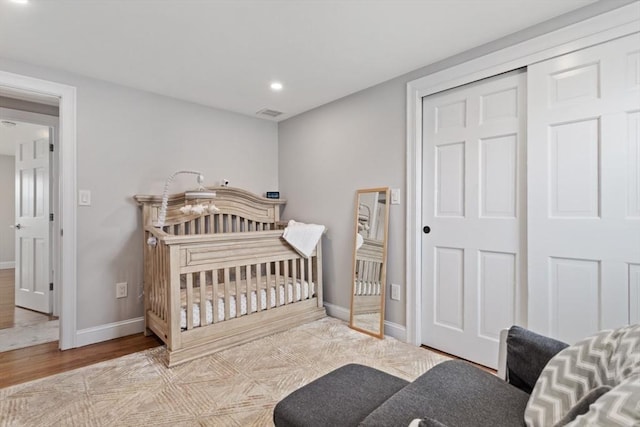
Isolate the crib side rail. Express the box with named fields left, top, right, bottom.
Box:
left=165, top=232, right=322, bottom=331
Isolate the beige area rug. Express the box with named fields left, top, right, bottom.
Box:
left=0, top=308, right=58, bottom=353
left=0, top=317, right=450, bottom=426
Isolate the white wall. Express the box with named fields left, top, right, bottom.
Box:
left=0, top=57, right=278, bottom=330
left=0, top=155, right=15, bottom=268
left=278, top=0, right=632, bottom=328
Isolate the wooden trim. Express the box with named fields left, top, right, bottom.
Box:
left=0, top=70, right=78, bottom=351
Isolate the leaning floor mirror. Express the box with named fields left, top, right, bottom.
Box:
left=349, top=187, right=390, bottom=339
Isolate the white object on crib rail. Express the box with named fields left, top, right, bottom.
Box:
left=179, top=203, right=220, bottom=215
left=282, top=219, right=325, bottom=258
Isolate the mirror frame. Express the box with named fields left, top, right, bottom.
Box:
left=349, top=187, right=390, bottom=339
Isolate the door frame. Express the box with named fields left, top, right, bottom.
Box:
left=0, top=71, right=77, bottom=350
left=3, top=108, right=59, bottom=316
left=405, top=2, right=640, bottom=346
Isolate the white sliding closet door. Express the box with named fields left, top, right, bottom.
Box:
left=527, top=33, right=640, bottom=344
left=421, top=70, right=526, bottom=368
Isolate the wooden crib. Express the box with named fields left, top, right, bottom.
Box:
left=134, top=187, right=325, bottom=367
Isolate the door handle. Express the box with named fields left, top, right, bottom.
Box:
left=423, top=226, right=431, bottom=234
left=14, top=223, right=22, bottom=230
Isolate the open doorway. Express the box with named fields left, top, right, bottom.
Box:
left=0, top=96, right=60, bottom=352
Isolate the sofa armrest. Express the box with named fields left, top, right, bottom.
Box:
left=497, top=329, right=509, bottom=380
left=504, top=326, right=568, bottom=394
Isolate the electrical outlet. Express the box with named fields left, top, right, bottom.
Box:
left=390, top=283, right=401, bottom=301
left=116, top=282, right=127, bottom=299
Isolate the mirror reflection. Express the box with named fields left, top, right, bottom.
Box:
left=350, top=187, right=390, bottom=338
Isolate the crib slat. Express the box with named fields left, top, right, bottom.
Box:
left=159, top=245, right=166, bottom=320
left=300, top=257, right=306, bottom=300
left=283, top=260, right=289, bottom=305
left=246, top=264, right=252, bottom=314
left=212, top=269, right=219, bottom=324
left=256, top=263, right=263, bottom=312
left=274, top=261, right=280, bottom=307
left=186, top=273, right=193, bottom=330
left=266, top=262, right=272, bottom=310
left=223, top=268, right=230, bottom=321
left=316, top=241, right=323, bottom=307
left=168, top=246, right=182, bottom=351
left=162, top=245, right=167, bottom=319
left=235, top=265, right=241, bottom=317
left=306, top=256, right=313, bottom=299
left=200, top=271, right=207, bottom=327
left=291, top=259, right=296, bottom=301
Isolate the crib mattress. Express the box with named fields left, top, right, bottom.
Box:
left=180, top=281, right=314, bottom=329
left=354, top=281, right=381, bottom=296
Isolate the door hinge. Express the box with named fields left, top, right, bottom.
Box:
left=50, top=213, right=54, bottom=221
left=49, top=143, right=54, bottom=152
left=49, top=282, right=53, bottom=291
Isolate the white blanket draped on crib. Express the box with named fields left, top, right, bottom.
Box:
left=282, top=220, right=325, bottom=258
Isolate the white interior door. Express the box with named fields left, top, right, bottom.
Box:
left=421, top=70, right=526, bottom=368
left=15, top=135, right=51, bottom=314
left=527, top=33, right=640, bottom=344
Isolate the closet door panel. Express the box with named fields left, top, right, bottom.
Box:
left=422, top=70, right=526, bottom=368
left=528, top=33, right=640, bottom=344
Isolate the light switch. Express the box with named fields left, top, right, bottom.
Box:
left=391, top=188, right=400, bottom=205
left=391, top=284, right=401, bottom=301
left=79, top=190, right=91, bottom=206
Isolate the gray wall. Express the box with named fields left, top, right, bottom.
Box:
left=0, top=57, right=278, bottom=330
left=278, top=0, right=633, bottom=327
left=0, top=155, right=15, bottom=267
left=278, top=81, right=406, bottom=325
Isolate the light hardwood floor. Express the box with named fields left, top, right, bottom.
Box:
left=0, top=333, right=163, bottom=389
left=0, top=269, right=15, bottom=329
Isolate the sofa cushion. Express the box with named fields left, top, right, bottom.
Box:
left=359, top=360, right=530, bottom=427
left=507, top=326, right=568, bottom=394
left=273, top=363, right=409, bottom=427
left=525, top=324, right=640, bottom=427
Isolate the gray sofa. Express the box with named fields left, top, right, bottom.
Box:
left=273, top=326, right=568, bottom=427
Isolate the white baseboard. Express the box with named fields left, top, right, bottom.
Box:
left=384, top=320, right=407, bottom=342
left=324, top=302, right=350, bottom=321
left=75, top=317, right=144, bottom=347
left=323, top=302, right=407, bottom=342
left=0, top=261, right=15, bottom=270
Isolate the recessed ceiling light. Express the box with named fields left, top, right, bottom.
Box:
left=270, top=82, right=283, bottom=91
left=11, top=0, right=29, bottom=4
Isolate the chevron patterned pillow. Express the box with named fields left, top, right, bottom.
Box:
left=524, top=324, right=640, bottom=427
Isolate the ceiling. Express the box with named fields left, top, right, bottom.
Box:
left=0, top=120, right=48, bottom=156
left=0, top=0, right=599, bottom=121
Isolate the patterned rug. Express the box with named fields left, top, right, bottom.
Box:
left=0, top=317, right=449, bottom=426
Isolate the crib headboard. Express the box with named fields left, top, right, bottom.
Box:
left=134, top=186, right=286, bottom=235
